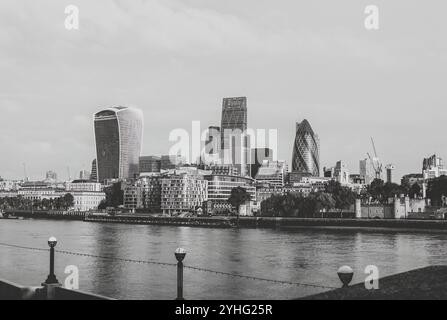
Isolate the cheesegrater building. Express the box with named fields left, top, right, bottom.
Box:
left=220, top=97, right=249, bottom=177
left=94, top=106, right=143, bottom=182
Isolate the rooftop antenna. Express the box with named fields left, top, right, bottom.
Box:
left=22, top=163, right=28, bottom=182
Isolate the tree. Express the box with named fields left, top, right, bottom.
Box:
left=367, top=179, right=385, bottom=203
left=102, top=182, right=124, bottom=208
left=427, top=176, right=447, bottom=206
left=63, top=193, right=74, bottom=209
left=228, top=187, right=251, bottom=215
left=325, top=180, right=356, bottom=209
left=409, top=183, right=422, bottom=199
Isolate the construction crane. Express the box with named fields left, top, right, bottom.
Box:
left=367, top=137, right=383, bottom=180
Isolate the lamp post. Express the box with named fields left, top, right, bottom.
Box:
left=174, top=248, right=186, bottom=300
left=44, top=237, right=59, bottom=285
left=337, top=266, right=354, bottom=288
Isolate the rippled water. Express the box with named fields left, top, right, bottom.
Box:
left=1, top=219, right=447, bottom=299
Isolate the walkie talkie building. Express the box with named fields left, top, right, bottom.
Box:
left=94, top=106, right=143, bottom=182
left=291, top=119, right=320, bottom=177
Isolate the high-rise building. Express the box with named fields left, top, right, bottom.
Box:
left=204, top=126, right=221, bottom=164
left=90, top=159, right=98, bottom=182
left=359, top=159, right=373, bottom=185
left=220, top=97, right=248, bottom=177
left=139, top=156, right=161, bottom=174
left=386, top=164, right=396, bottom=184
left=94, top=106, right=143, bottom=182
left=291, top=119, right=320, bottom=177
left=79, top=170, right=91, bottom=180
left=333, top=161, right=350, bottom=185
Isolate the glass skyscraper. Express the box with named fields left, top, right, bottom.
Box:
left=291, top=119, right=320, bottom=177
left=94, top=106, right=143, bottom=182
left=220, top=97, right=249, bottom=176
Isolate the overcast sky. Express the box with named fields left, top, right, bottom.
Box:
left=1, top=0, right=446, bottom=181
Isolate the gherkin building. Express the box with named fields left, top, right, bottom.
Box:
left=291, top=119, right=320, bottom=177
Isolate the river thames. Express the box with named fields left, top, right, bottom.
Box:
left=1, top=219, right=447, bottom=299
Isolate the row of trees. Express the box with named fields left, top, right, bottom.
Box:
left=361, top=178, right=423, bottom=204
left=259, top=181, right=357, bottom=217
left=0, top=193, right=74, bottom=211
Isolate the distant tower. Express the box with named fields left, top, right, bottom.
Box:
left=220, top=97, right=248, bottom=176
left=45, top=171, right=58, bottom=181
left=90, top=159, right=98, bottom=182
left=204, top=126, right=221, bottom=165
left=291, top=119, right=320, bottom=177
left=94, top=106, right=143, bottom=182
left=359, top=158, right=373, bottom=185
left=386, top=164, right=396, bottom=183
left=79, top=170, right=90, bottom=180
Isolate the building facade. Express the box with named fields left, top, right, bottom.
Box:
left=359, top=158, right=373, bottom=185
left=254, top=160, right=287, bottom=188
left=161, top=173, right=208, bottom=215
left=94, top=106, right=143, bottom=182
left=204, top=174, right=256, bottom=214
left=291, top=119, right=320, bottom=177
left=250, top=148, right=274, bottom=179
left=124, top=175, right=163, bottom=212
left=139, top=156, right=161, bottom=174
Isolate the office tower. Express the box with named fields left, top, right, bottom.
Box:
left=359, top=159, right=373, bottom=185
left=204, top=126, right=221, bottom=164
left=79, top=170, right=90, bottom=180
left=422, top=154, right=447, bottom=180
left=94, top=106, right=143, bottom=182
left=291, top=119, right=320, bottom=177
left=386, top=164, right=396, bottom=183
left=250, top=148, right=273, bottom=178
left=220, top=97, right=248, bottom=176
left=90, top=159, right=98, bottom=182
left=333, top=161, right=350, bottom=184
left=139, top=156, right=161, bottom=174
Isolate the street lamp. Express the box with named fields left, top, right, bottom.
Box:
left=44, top=236, right=59, bottom=285
left=337, top=266, right=353, bottom=288
left=175, top=248, right=186, bottom=300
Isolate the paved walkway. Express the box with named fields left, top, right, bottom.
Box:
left=302, top=266, right=447, bottom=300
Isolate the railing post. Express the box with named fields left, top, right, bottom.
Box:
left=174, top=248, right=186, bottom=300
left=42, top=237, right=61, bottom=299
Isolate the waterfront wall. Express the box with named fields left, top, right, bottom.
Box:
left=5, top=210, right=88, bottom=220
